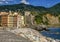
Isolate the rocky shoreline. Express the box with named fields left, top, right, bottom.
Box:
left=7, top=28, right=60, bottom=42
left=0, top=29, right=32, bottom=42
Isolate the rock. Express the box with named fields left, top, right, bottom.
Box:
left=8, top=28, right=60, bottom=42
left=0, top=30, right=32, bottom=42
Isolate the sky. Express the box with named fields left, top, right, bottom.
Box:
left=0, top=0, right=60, bottom=8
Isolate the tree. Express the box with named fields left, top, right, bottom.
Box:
left=35, top=15, right=43, bottom=24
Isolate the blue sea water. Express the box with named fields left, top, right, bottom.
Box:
left=40, top=28, right=60, bottom=40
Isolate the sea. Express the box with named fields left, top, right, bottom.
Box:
left=40, top=28, right=60, bottom=40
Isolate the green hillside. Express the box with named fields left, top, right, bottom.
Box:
left=0, top=3, right=60, bottom=25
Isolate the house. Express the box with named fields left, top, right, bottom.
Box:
left=0, top=11, right=25, bottom=28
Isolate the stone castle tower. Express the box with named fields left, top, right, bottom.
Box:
left=24, top=11, right=34, bottom=28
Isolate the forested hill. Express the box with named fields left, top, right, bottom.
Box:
left=49, top=3, right=60, bottom=16
left=0, top=3, right=47, bottom=13
left=0, top=3, right=60, bottom=25
left=0, top=3, right=60, bottom=16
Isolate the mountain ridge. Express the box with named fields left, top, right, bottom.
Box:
left=0, top=3, right=60, bottom=16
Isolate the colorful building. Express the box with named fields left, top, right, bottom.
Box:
left=0, top=11, right=25, bottom=28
